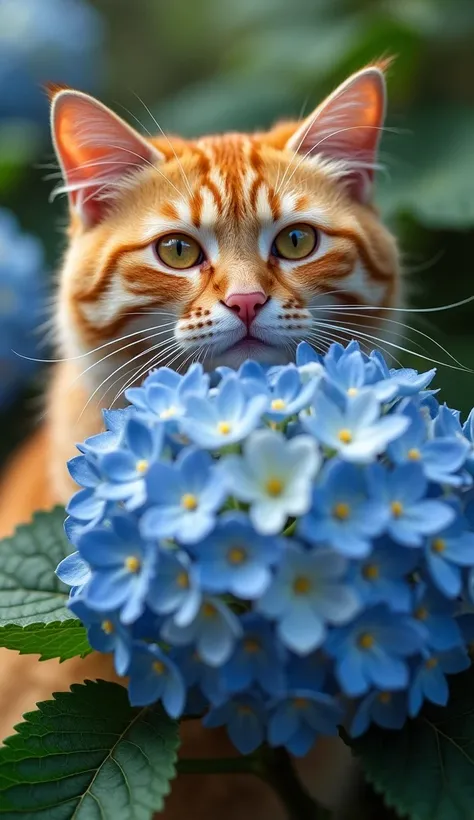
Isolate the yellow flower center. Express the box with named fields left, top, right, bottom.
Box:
left=271, top=398, right=287, bottom=411
left=347, top=387, right=358, bottom=397
left=407, top=448, right=421, bottom=461
left=244, top=639, right=261, bottom=654
left=135, top=459, right=149, bottom=474
left=293, top=575, right=312, bottom=595
left=160, top=405, right=178, bottom=420
left=227, top=547, right=247, bottom=565
left=391, top=500, right=404, bottom=517
left=338, top=428, right=352, bottom=444
left=101, top=619, right=114, bottom=635
left=431, top=538, right=446, bottom=553
left=218, top=421, right=232, bottom=435
left=202, top=602, right=217, bottom=618
left=266, top=477, right=284, bottom=496
left=153, top=660, right=165, bottom=675
left=362, top=563, right=379, bottom=581
left=358, top=632, right=375, bottom=650
left=237, top=705, right=253, bottom=715
left=333, top=502, right=351, bottom=520
left=125, top=555, right=141, bottom=573
left=378, top=691, right=392, bottom=704
left=181, top=493, right=198, bottom=511
left=177, top=571, right=190, bottom=589
left=293, top=697, right=309, bottom=710
left=425, top=657, right=438, bottom=669
left=415, top=606, right=428, bottom=621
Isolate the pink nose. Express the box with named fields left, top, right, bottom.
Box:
left=224, top=291, right=267, bottom=326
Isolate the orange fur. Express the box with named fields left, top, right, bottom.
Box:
left=0, top=63, right=399, bottom=816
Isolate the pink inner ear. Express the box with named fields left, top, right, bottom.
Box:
left=52, top=92, right=163, bottom=227
left=285, top=68, right=386, bottom=202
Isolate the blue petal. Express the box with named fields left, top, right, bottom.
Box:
left=56, top=551, right=91, bottom=587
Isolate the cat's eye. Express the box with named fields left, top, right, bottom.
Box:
left=272, top=223, right=318, bottom=261
left=155, top=233, right=204, bottom=270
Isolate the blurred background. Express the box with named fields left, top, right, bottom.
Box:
left=1, top=0, right=474, bottom=466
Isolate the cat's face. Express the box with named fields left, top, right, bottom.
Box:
left=51, top=63, right=399, bottom=396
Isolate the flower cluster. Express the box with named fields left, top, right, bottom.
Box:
left=0, top=209, right=45, bottom=408
left=0, top=0, right=104, bottom=124
left=58, top=341, right=474, bottom=756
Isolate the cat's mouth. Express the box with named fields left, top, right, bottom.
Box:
left=210, top=335, right=289, bottom=368
left=228, top=335, right=270, bottom=352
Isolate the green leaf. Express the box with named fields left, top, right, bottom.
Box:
left=0, top=507, right=72, bottom=627
left=0, top=679, right=180, bottom=819
left=378, top=105, right=474, bottom=229
left=0, top=621, right=91, bottom=662
left=351, top=666, right=474, bottom=820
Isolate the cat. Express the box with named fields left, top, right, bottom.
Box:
left=0, top=61, right=400, bottom=817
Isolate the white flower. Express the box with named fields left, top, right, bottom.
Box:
left=221, top=429, right=321, bottom=534
left=302, top=390, right=409, bottom=464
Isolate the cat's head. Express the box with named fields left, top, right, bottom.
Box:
left=50, top=62, right=399, bottom=392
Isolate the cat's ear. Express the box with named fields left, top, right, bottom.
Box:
left=285, top=66, right=387, bottom=203
left=50, top=89, right=164, bottom=228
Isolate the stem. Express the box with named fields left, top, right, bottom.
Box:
left=259, top=747, right=332, bottom=820
left=177, top=747, right=333, bottom=819
left=177, top=755, right=261, bottom=776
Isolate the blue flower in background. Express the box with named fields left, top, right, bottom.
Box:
left=126, top=363, right=209, bottom=425
left=146, top=550, right=201, bottom=625
left=172, top=646, right=225, bottom=706
left=221, top=613, right=286, bottom=696
left=161, top=596, right=242, bottom=667
left=323, top=346, right=395, bottom=403
left=127, top=642, right=186, bottom=717
left=99, top=418, right=164, bottom=509
left=0, top=209, right=44, bottom=408
left=78, top=515, right=159, bottom=624
left=412, top=583, right=462, bottom=651
left=299, top=461, right=386, bottom=558
left=424, top=519, right=474, bottom=597
left=193, top=513, right=284, bottom=599
left=56, top=549, right=91, bottom=589
left=408, top=647, right=470, bottom=717
left=294, top=341, right=324, bottom=383
left=0, top=0, right=105, bottom=124
left=388, top=404, right=467, bottom=485
left=66, top=456, right=109, bottom=525
left=326, top=606, right=423, bottom=697
left=258, top=542, right=359, bottom=654
left=68, top=595, right=131, bottom=676
left=59, top=341, right=474, bottom=754
left=352, top=540, right=417, bottom=612
left=286, top=651, right=328, bottom=692
left=204, top=693, right=267, bottom=755
left=80, top=408, right=133, bottom=456
left=268, top=691, right=342, bottom=756
left=180, top=376, right=268, bottom=449
left=366, top=463, right=455, bottom=547
left=222, top=429, right=320, bottom=534
left=302, top=390, right=408, bottom=463
left=264, top=366, right=317, bottom=421
left=351, top=690, right=408, bottom=737
left=141, top=448, right=226, bottom=544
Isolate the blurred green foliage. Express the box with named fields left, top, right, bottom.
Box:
left=1, top=0, right=474, bottom=459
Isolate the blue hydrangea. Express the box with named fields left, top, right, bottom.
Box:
left=0, top=0, right=105, bottom=124
left=0, top=209, right=44, bottom=407
left=58, top=341, right=474, bottom=752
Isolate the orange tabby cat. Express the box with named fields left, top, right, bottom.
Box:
left=0, top=62, right=399, bottom=816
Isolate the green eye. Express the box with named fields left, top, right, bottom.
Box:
left=156, top=233, right=204, bottom=270
left=272, top=223, right=318, bottom=260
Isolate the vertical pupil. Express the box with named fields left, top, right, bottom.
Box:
left=291, top=231, right=299, bottom=248
left=176, top=239, right=183, bottom=257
